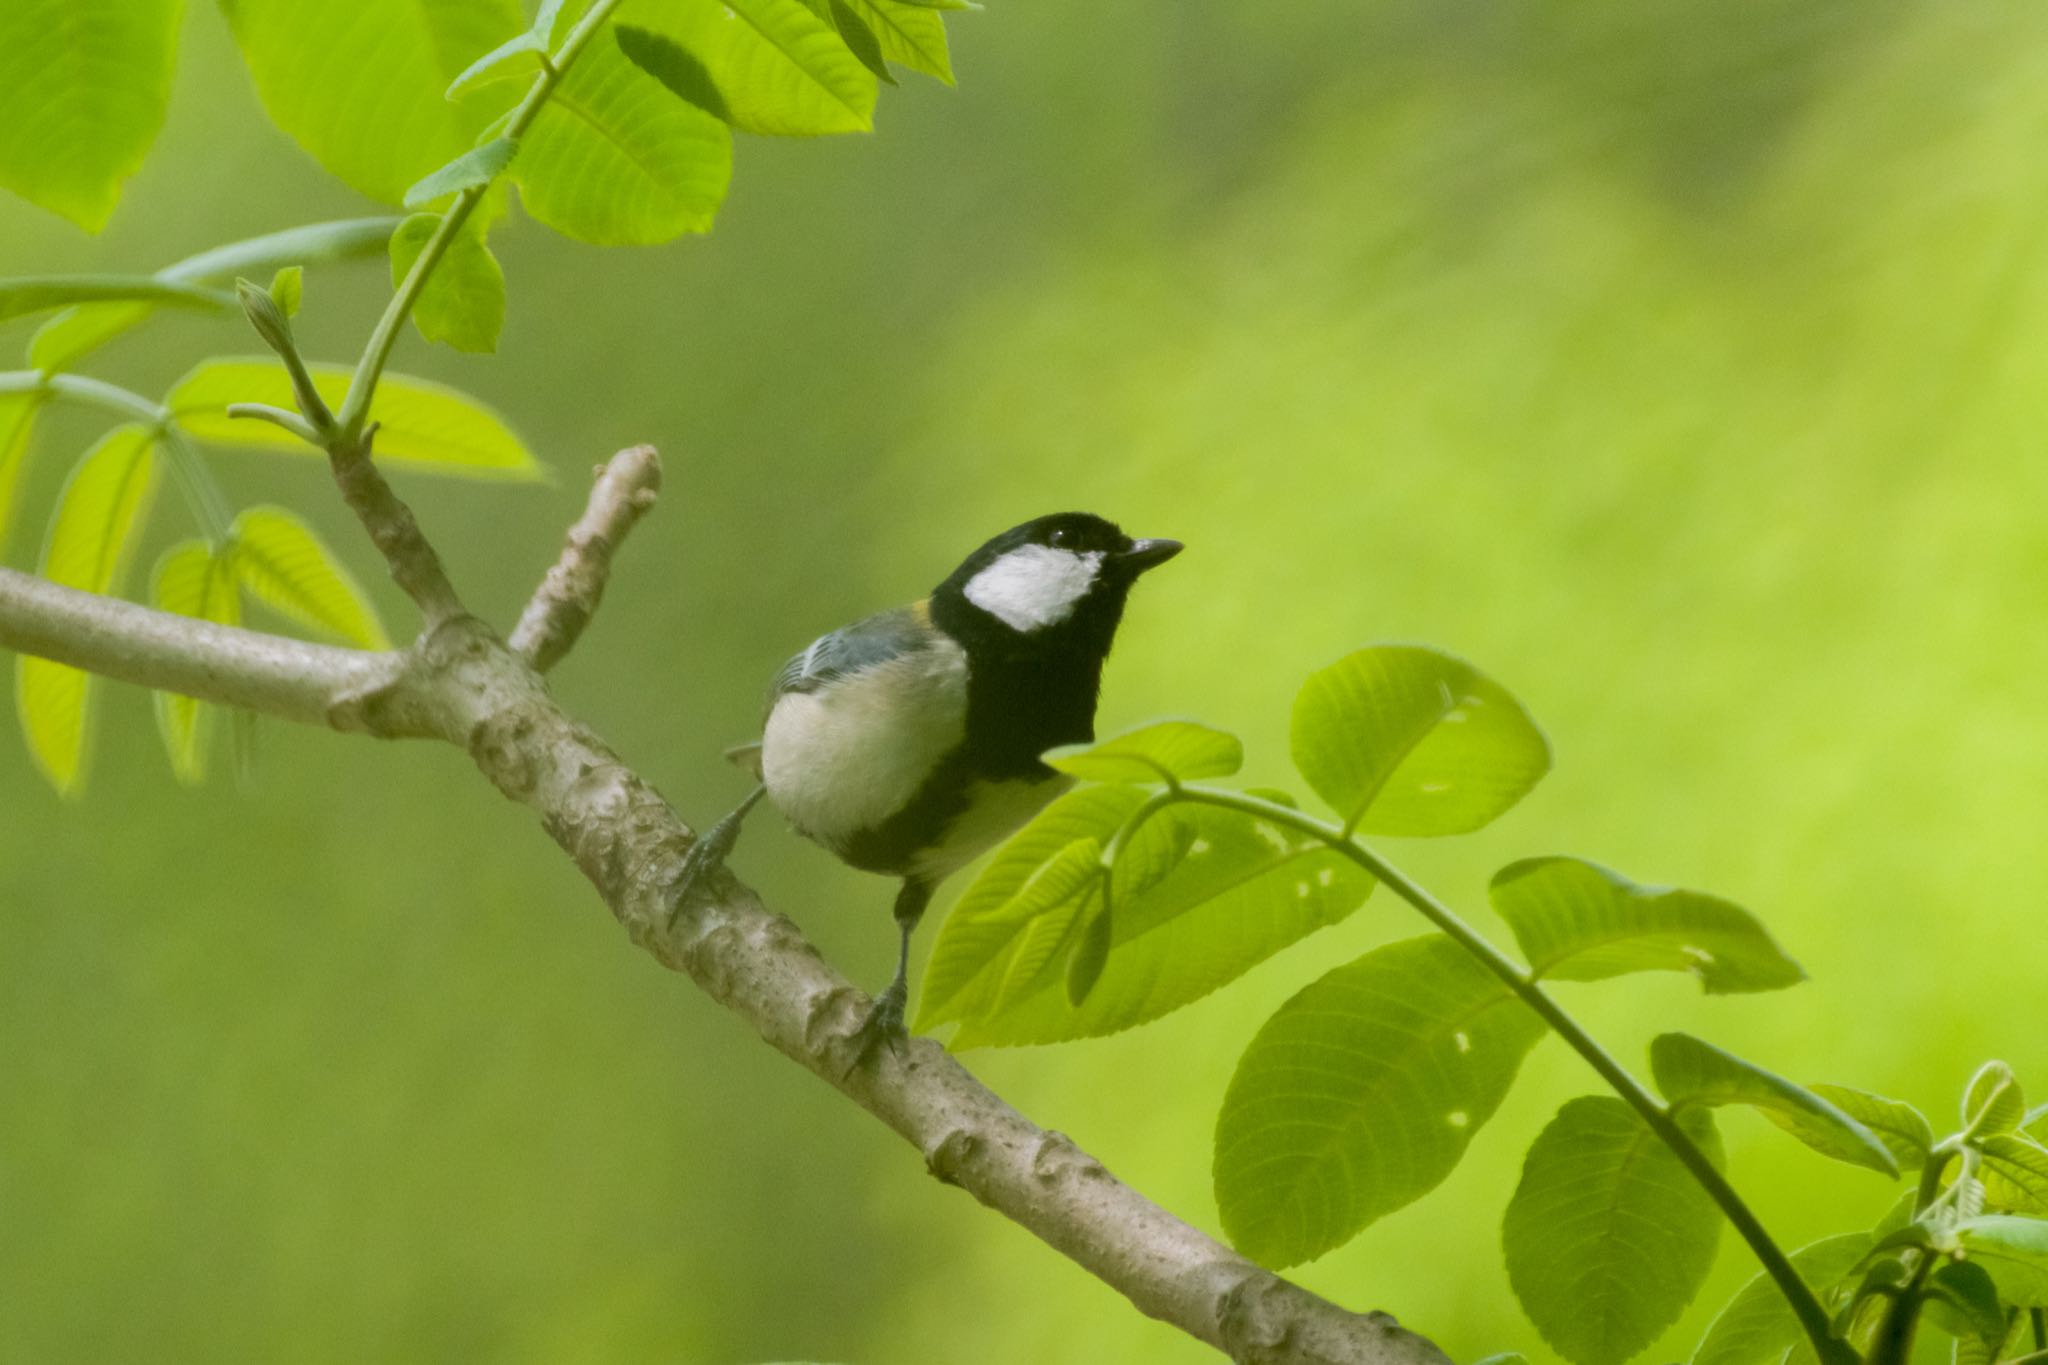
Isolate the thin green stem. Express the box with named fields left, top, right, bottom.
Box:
left=1916, top=1143, right=1955, bottom=1214
left=334, top=0, right=625, bottom=438
left=1867, top=1250, right=1933, bottom=1365
left=1170, top=784, right=1854, bottom=1365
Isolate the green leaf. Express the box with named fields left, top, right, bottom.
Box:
left=1505, top=1096, right=1724, bottom=1365
left=1492, top=856, right=1804, bottom=995
left=1692, top=1232, right=1871, bottom=1365
left=1650, top=1034, right=1898, bottom=1177
left=16, top=426, right=159, bottom=794
left=1043, top=720, right=1244, bottom=785
left=920, top=791, right=1372, bottom=1046
left=27, top=217, right=399, bottom=373
left=1964, top=1061, right=2025, bottom=1137
left=220, top=0, right=525, bottom=205
left=402, top=136, right=519, bottom=209
left=1290, top=643, right=1550, bottom=836
left=1955, top=1215, right=2048, bottom=1308
left=1979, top=1134, right=2048, bottom=1216
left=229, top=506, right=389, bottom=649
left=615, top=24, right=732, bottom=120
left=1806, top=1085, right=1933, bottom=1171
left=1921, top=1261, right=2008, bottom=1351
left=0, top=0, right=179, bottom=230
left=847, top=0, right=952, bottom=84
left=149, top=541, right=242, bottom=785
left=628, top=0, right=879, bottom=135
left=512, top=29, right=732, bottom=245
left=1213, top=935, right=1543, bottom=1267
left=828, top=0, right=896, bottom=87
left=165, top=359, right=542, bottom=479
left=445, top=32, right=547, bottom=101
left=0, top=391, right=44, bottom=557
left=388, top=212, right=507, bottom=354
left=267, top=266, right=303, bottom=319
left=0, top=276, right=232, bottom=324
left=984, top=837, right=1101, bottom=1015
left=1064, top=896, right=1113, bottom=1005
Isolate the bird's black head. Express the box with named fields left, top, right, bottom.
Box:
left=930, top=512, right=1182, bottom=649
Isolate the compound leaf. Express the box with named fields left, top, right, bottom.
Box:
left=0, top=391, right=44, bottom=556
left=1492, top=856, right=1803, bottom=995
left=1651, top=1034, right=1897, bottom=1178
left=1043, top=719, right=1243, bottom=785
left=1504, top=1096, right=1724, bottom=1365
left=166, top=359, right=541, bottom=479
left=17, top=426, right=159, bottom=794
left=629, top=0, right=878, bottom=135
left=1691, top=1232, right=1871, bottom=1365
left=1214, top=935, right=1543, bottom=1267
left=230, top=506, right=388, bottom=648
left=1291, top=644, right=1549, bottom=836
left=149, top=540, right=241, bottom=784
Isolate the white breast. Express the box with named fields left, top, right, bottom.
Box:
left=760, top=639, right=969, bottom=850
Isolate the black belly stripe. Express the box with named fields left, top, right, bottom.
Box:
left=840, top=747, right=979, bottom=877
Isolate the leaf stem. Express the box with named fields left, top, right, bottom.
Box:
left=1171, top=784, right=1854, bottom=1365
left=334, top=0, right=625, bottom=438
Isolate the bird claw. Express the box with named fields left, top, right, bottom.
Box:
left=665, top=805, right=748, bottom=930
left=841, top=983, right=909, bottom=1078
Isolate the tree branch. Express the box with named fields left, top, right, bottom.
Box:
left=0, top=474, right=1452, bottom=1365
left=327, top=423, right=467, bottom=626
left=509, top=444, right=662, bottom=672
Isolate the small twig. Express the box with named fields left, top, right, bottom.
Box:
left=326, top=423, right=466, bottom=626
left=510, top=445, right=661, bottom=672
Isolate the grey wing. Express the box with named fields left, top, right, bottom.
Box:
left=764, top=604, right=931, bottom=717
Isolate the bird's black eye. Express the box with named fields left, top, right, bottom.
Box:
left=1048, top=527, right=1074, bottom=549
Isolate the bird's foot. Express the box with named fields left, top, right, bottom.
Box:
left=841, top=980, right=909, bottom=1078
left=664, top=797, right=755, bottom=930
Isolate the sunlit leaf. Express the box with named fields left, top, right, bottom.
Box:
left=1504, top=1096, right=1724, bottom=1365
left=267, top=265, right=303, bottom=319
left=0, top=391, right=44, bottom=556
left=920, top=790, right=1370, bottom=1046
left=847, top=0, right=952, bottom=84
left=1979, top=1134, right=2048, bottom=1217
left=446, top=32, right=547, bottom=101
left=1491, top=856, right=1804, bottom=995
left=1213, top=935, right=1543, bottom=1267
left=1691, top=1232, right=1870, bottom=1365
left=389, top=212, right=507, bottom=353
left=229, top=507, right=389, bottom=649
left=512, top=29, right=732, bottom=245
left=985, top=837, right=1102, bottom=1016
left=0, top=275, right=230, bottom=324
left=615, top=24, right=732, bottom=120
left=628, top=0, right=878, bottom=135
left=402, top=137, right=518, bottom=209
left=1291, top=643, right=1550, bottom=836
left=1955, top=1215, right=2048, bottom=1308
left=828, top=0, right=895, bottom=87
left=1043, top=719, right=1243, bottom=785
left=16, top=426, right=159, bottom=794
left=27, top=217, right=398, bottom=373
left=0, top=0, right=179, bottom=230
left=1807, top=1085, right=1933, bottom=1171
left=1964, top=1061, right=2025, bottom=1137
left=166, top=358, right=541, bottom=479
left=149, top=540, right=242, bottom=784
left=219, top=0, right=524, bottom=204
left=1651, top=1033, right=1897, bottom=1177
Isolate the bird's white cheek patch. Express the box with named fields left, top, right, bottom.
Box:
left=963, top=546, right=1104, bottom=631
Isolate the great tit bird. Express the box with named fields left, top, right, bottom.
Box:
left=674, top=512, right=1182, bottom=1062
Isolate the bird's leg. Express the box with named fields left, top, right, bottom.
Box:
left=664, top=784, right=766, bottom=929
left=845, top=879, right=931, bottom=1074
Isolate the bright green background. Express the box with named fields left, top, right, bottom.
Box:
left=5, top=3, right=2048, bottom=1361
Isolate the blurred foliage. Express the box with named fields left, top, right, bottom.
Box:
left=6, top=1, right=2048, bottom=1362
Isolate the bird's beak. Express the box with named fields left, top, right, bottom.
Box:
left=1116, top=538, right=1184, bottom=573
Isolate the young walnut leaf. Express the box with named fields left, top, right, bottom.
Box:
left=150, top=541, right=242, bottom=784
left=920, top=792, right=1370, bottom=1046
left=1963, top=1061, right=2025, bottom=1137
left=1491, top=856, right=1804, bottom=994
left=166, top=359, right=541, bottom=479
left=846, top=0, right=953, bottom=84
left=0, top=0, right=181, bottom=231
left=1214, top=935, right=1543, bottom=1267
left=230, top=508, right=389, bottom=649
left=388, top=212, right=507, bottom=354
left=1291, top=644, right=1549, bottom=836
left=1954, top=1215, right=2048, bottom=1307
left=1691, top=1232, right=1871, bottom=1365
left=1504, top=1096, right=1724, bottom=1365
left=1043, top=719, right=1243, bottom=785
left=511, top=29, right=733, bottom=246
left=1978, top=1134, right=2048, bottom=1216
left=0, top=391, right=44, bottom=556
left=1806, top=1085, right=1933, bottom=1171
left=17, top=426, right=160, bottom=794
left=628, top=0, right=879, bottom=136
left=1650, top=1034, right=1897, bottom=1177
